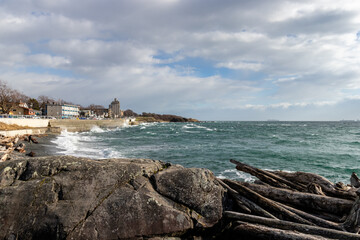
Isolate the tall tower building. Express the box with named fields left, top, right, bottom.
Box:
left=109, top=98, right=120, bottom=118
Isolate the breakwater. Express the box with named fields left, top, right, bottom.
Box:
left=0, top=118, right=130, bottom=134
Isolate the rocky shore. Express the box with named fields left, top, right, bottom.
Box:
left=2, top=155, right=360, bottom=239
left=0, top=156, right=224, bottom=239
left=2, top=132, right=360, bottom=239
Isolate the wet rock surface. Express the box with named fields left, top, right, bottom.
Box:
left=0, top=156, right=225, bottom=239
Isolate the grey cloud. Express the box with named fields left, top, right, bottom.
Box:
left=269, top=9, right=358, bottom=36
left=0, top=0, right=360, bottom=120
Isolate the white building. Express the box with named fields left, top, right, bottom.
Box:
left=46, top=104, right=80, bottom=118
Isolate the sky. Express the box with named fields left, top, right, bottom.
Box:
left=1, top=0, right=360, bottom=121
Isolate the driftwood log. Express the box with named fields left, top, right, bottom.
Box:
left=230, top=159, right=307, bottom=191
left=343, top=191, right=360, bottom=233
left=235, top=181, right=353, bottom=215
left=217, top=179, right=277, bottom=219
left=224, top=179, right=314, bottom=225
left=221, top=159, right=360, bottom=239
left=272, top=170, right=357, bottom=200
left=225, top=211, right=360, bottom=240
left=0, top=135, right=31, bottom=161
left=232, top=221, right=332, bottom=240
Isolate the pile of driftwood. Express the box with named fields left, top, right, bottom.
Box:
left=0, top=135, right=38, bottom=162
left=218, top=159, right=360, bottom=240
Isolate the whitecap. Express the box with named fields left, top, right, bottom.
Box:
left=182, top=123, right=214, bottom=131
left=90, top=125, right=106, bottom=133
left=217, top=169, right=255, bottom=182
left=51, top=130, right=122, bottom=159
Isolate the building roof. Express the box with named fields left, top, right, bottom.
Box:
left=111, top=98, right=120, bottom=104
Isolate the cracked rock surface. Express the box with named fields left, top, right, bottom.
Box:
left=0, top=156, right=224, bottom=239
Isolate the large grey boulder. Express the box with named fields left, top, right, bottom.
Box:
left=0, top=156, right=224, bottom=239
left=154, top=165, right=224, bottom=227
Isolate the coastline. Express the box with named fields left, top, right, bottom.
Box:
left=1, top=121, right=360, bottom=238
left=0, top=118, right=131, bottom=161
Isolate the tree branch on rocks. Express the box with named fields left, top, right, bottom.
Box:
left=225, top=212, right=360, bottom=240
left=222, top=159, right=360, bottom=238
left=230, top=159, right=307, bottom=191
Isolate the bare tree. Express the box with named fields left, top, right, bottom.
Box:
left=0, top=80, right=28, bottom=114
left=37, top=95, right=55, bottom=109
left=87, top=104, right=105, bottom=110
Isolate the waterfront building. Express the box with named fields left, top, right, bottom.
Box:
left=79, top=109, right=94, bottom=118
left=109, top=98, right=120, bottom=118
left=9, top=102, right=35, bottom=116
left=94, top=108, right=109, bottom=118
left=46, top=104, right=80, bottom=118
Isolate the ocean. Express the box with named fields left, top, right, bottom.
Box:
left=44, top=121, right=360, bottom=184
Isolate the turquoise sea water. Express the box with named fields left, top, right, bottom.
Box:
left=51, top=121, right=360, bottom=184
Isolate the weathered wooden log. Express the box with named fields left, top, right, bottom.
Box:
left=336, top=182, right=351, bottom=191
left=0, top=144, right=15, bottom=162
left=0, top=137, right=14, bottom=144
left=230, top=159, right=307, bottom=191
left=225, top=211, right=360, bottom=239
left=343, top=192, right=360, bottom=233
left=276, top=201, right=343, bottom=230
left=307, top=183, right=325, bottom=196
left=273, top=170, right=357, bottom=200
left=351, top=173, right=360, bottom=188
left=308, top=208, right=344, bottom=223
left=5, top=142, right=14, bottom=149
left=254, top=179, right=270, bottom=186
left=238, top=181, right=353, bottom=215
left=217, top=179, right=276, bottom=218
left=232, top=221, right=331, bottom=240
left=13, top=136, right=19, bottom=145
left=0, top=153, right=9, bottom=162
left=224, top=179, right=314, bottom=225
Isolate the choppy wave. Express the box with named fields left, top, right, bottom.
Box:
left=51, top=129, right=123, bottom=159
left=49, top=121, right=360, bottom=183
left=217, top=169, right=255, bottom=182
left=90, top=125, right=106, bottom=133
left=182, top=123, right=215, bottom=131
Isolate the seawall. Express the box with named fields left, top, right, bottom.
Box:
left=0, top=118, right=49, bottom=128
left=49, top=119, right=129, bottom=132
left=0, top=118, right=130, bottom=134
left=0, top=127, right=51, bottom=137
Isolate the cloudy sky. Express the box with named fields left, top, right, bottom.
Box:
left=1, top=0, right=360, bottom=120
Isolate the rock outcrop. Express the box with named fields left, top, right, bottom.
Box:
left=0, top=156, right=224, bottom=239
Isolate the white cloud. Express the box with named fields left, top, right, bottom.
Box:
left=0, top=0, right=360, bottom=119
left=216, top=61, right=263, bottom=71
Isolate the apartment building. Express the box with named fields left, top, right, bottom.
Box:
left=109, top=98, right=120, bottom=118
left=46, top=104, right=80, bottom=118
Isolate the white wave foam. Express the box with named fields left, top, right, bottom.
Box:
left=182, top=123, right=214, bottom=131
left=139, top=122, right=159, bottom=130
left=51, top=130, right=83, bottom=155
left=51, top=130, right=123, bottom=159
left=217, top=169, right=255, bottom=182
left=90, top=125, right=105, bottom=133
